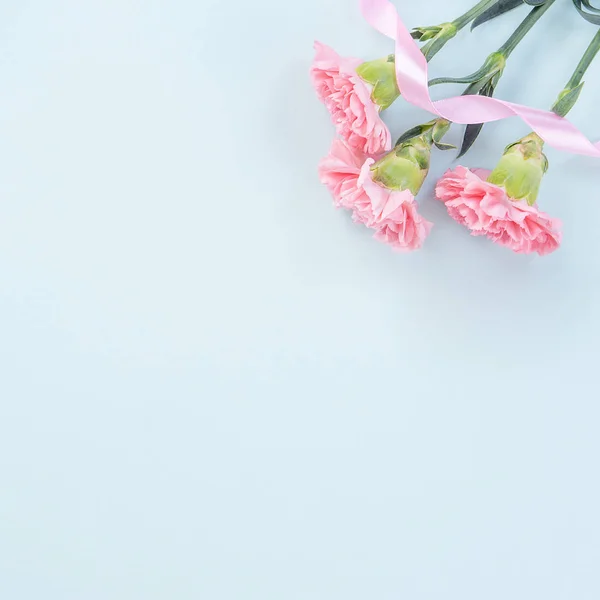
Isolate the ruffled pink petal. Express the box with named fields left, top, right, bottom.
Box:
left=358, top=160, right=431, bottom=250
left=311, top=42, right=392, bottom=154
left=318, top=141, right=431, bottom=251
left=435, top=167, right=562, bottom=256
left=318, top=139, right=366, bottom=209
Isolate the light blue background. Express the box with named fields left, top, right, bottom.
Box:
left=1, top=0, right=599, bottom=598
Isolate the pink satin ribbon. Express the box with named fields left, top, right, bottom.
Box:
left=361, top=0, right=600, bottom=157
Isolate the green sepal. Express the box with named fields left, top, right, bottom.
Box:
left=457, top=80, right=496, bottom=158
left=371, top=137, right=432, bottom=195
left=487, top=132, right=548, bottom=206
left=433, top=141, right=457, bottom=151
left=355, top=57, right=400, bottom=110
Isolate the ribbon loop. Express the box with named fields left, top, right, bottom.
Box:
left=360, top=0, right=600, bottom=157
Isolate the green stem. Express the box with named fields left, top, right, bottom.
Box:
left=566, top=28, right=600, bottom=89
left=551, top=27, right=600, bottom=117
left=421, top=0, right=497, bottom=61
left=498, top=0, right=556, bottom=58
left=452, top=0, right=498, bottom=30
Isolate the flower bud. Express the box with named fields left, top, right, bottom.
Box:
left=355, top=56, right=400, bottom=110
left=487, top=132, right=549, bottom=206
left=411, top=23, right=458, bottom=60
left=411, top=25, right=446, bottom=42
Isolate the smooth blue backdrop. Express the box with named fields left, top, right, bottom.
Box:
left=1, top=0, right=599, bottom=598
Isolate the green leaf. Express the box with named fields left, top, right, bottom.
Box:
left=434, top=141, right=457, bottom=151
left=573, top=0, right=600, bottom=23
left=457, top=123, right=484, bottom=158
left=581, top=0, right=600, bottom=11
left=394, top=123, right=434, bottom=146
left=457, top=82, right=495, bottom=158
left=429, top=68, right=491, bottom=86
left=429, top=52, right=505, bottom=87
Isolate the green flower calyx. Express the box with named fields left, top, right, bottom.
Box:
left=355, top=55, right=400, bottom=111
left=370, top=119, right=453, bottom=194
left=487, top=132, right=549, bottom=206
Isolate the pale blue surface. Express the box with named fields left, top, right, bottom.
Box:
left=1, top=0, right=600, bottom=598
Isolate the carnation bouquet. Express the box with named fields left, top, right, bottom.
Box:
left=312, top=0, right=600, bottom=255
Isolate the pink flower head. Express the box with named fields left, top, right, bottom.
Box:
left=311, top=42, right=392, bottom=155
left=357, top=159, right=432, bottom=251
left=319, top=140, right=432, bottom=251
left=435, top=166, right=561, bottom=256
left=317, top=139, right=368, bottom=210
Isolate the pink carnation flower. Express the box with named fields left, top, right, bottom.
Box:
left=435, top=166, right=561, bottom=256
left=318, top=140, right=432, bottom=251
left=311, top=42, right=392, bottom=155
left=317, top=139, right=369, bottom=210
